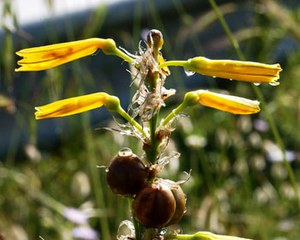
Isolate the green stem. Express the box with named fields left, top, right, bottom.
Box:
left=162, top=91, right=199, bottom=127
left=161, top=103, right=186, bottom=127
left=128, top=198, right=143, bottom=240
left=114, top=47, right=136, bottom=64
left=158, top=60, right=187, bottom=69
left=144, top=52, right=163, bottom=163
left=208, top=0, right=300, bottom=208
left=144, top=228, right=155, bottom=240
left=116, top=106, right=148, bottom=138
left=146, top=112, right=160, bottom=163
left=253, top=86, right=300, bottom=205
left=82, top=115, right=111, bottom=240
left=167, top=234, right=192, bottom=240
left=208, top=0, right=244, bottom=60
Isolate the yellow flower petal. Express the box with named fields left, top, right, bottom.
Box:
left=186, top=57, right=282, bottom=85
left=16, top=38, right=117, bottom=71
left=35, top=92, right=113, bottom=119
left=194, top=90, right=260, bottom=114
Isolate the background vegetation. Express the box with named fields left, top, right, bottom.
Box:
left=0, top=0, right=299, bottom=239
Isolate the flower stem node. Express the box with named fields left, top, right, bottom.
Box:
left=101, top=39, right=118, bottom=55
left=104, top=94, right=121, bottom=112
left=182, top=91, right=201, bottom=107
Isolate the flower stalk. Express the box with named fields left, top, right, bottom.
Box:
left=143, top=30, right=165, bottom=164
left=115, top=106, right=148, bottom=138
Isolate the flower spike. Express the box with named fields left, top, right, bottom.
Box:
left=16, top=38, right=133, bottom=71
left=34, top=92, right=119, bottom=119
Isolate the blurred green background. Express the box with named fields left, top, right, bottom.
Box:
left=0, top=0, right=300, bottom=239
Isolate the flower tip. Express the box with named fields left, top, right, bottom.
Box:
left=270, top=79, right=280, bottom=86
left=15, top=65, right=27, bottom=72
left=15, top=50, right=23, bottom=57
left=34, top=107, right=43, bottom=120
left=275, top=63, right=283, bottom=72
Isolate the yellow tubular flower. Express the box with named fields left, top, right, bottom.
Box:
left=162, top=89, right=260, bottom=127
left=193, top=90, right=260, bottom=114
left=35, top=92, right=118, bottom=119
left=16, top=38, right=118, bottom=71
left=186, top=57, right=282, bottom=85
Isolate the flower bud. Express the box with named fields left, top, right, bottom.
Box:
left=34, top=92, right=114, bottom=119
left=16, top=38, right=118, bottom=71
left=185, top=57, right=282, bottom=85
left=191, top=90, right=260, bottom=115
left=146, top=29, right=164, bottom=51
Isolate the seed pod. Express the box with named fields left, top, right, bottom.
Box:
left=106, top=148, right=148, bottom=196
left=165, top=180, right=186, bottom=226
left=133, top=181, right=176, bottom=228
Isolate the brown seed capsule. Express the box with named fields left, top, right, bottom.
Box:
left=133, top=181, right=176, bottom=228
left=165, top=180, right=186, bottom=226
left=106, top=148, right=148, bottom=196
